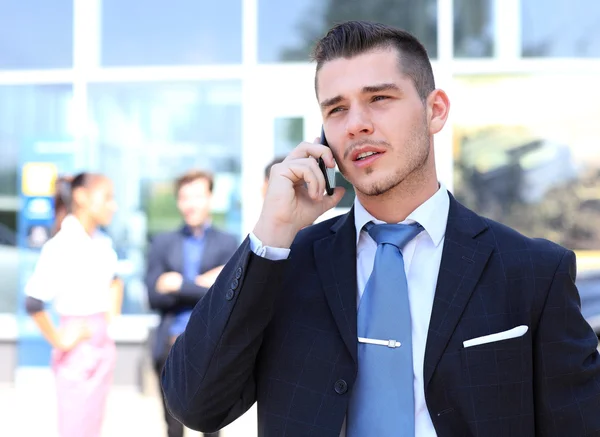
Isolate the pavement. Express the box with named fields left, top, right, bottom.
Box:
left=3, top=344, right=599, bottom=436
left=0, top=368, right=257, bottom=437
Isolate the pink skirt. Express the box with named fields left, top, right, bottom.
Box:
left=51, top=313, right=116, bottom=437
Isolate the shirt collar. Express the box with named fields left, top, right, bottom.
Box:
left=181, top=222, right=211, bottom=238
left=354, top=183, right=449, bottom=247
left=59, top=214, right=106, bottom=242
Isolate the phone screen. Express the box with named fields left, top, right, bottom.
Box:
left=318, top=126, right=335, bottom=196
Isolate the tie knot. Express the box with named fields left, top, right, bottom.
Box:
left=365, top=222, right=423, bottom=250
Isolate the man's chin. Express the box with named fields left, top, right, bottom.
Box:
left=354, top=177, right=403, bottom=197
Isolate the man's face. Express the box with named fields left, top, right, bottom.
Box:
left=317, top=47, right=442, bottom=198
left=177, top=178, right=212, bottom=228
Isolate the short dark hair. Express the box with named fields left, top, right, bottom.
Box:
left=59, top=172, right=105, bottom=208
left=311, top=21, right=435, bottom=102
left=264, top=156, right=286, bottom=180
left=175, top=169, right=214, bottom=194
left=52, top=172, right=106, bottom=234
left=53, top=175, right=74, bottom=236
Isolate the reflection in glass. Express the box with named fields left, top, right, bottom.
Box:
left=0, top=85, right=73, bottom=197
left=258, top=0, right=437, bottom=63
left=0, top=85, right=73, bottom=313
left=522, top=0, right=600, bottom=57
left=88, top=81, right=243, bottom=314
left=101, top=0, right=242, bottom=66
left=274, top=118, right=303, bottom=156
left=453, top=0, right=494, bottom=57
left=452, top=74, right=600, bottom=255
left=0, top=0, right=73, bottom=69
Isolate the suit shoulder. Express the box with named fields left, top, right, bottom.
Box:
left=209, top=227, right=238, bottom=243
left=148, top=231, right=179, bottom=246
left=481, top=216, right=570, bottom=261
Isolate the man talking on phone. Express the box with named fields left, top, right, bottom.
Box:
left=162, top=21, right=600, bottom=437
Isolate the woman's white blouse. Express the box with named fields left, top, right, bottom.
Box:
left=25, top=215, right=118, bottom=316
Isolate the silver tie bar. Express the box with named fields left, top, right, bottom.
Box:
left=358, top=337, right=401, bottom=348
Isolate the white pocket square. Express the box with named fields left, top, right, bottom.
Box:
left=463, top=325, right=528, bottom=348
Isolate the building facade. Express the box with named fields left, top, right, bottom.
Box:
left=1, top=0, right=599, bottom=381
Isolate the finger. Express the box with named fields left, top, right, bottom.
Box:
left=287, top=159, right=324, bottom=200
left=321, top=186, right=346, bottom=211
left=285, top=142, right=334, bottom=167
left=306, top=157, right=326, bottom=198
left=272, top=157, right=327, bottom=199
left=284, top=158, right=324, bottom=200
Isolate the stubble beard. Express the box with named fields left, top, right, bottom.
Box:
left=347, top=118, right=431, bottom=198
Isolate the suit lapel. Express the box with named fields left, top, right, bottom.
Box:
left=423, top=194, right=494, bottom=389
left=314, top=210, right=359, bottom=365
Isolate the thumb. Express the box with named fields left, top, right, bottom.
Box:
left=321, top=187, right=346, bottom=211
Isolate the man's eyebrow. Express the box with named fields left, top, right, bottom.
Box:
left=362, top=83, right=401, bottom=94
left=320, top=95, right=343, bottom=110
left=319, top=83, right=401, bottom=110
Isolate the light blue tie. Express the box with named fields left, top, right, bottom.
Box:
left=347, top=221, right=423, bottom=437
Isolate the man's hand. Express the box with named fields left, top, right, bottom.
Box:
left=156, top=272, right=183, bottom=294
left=253, top=138, right=345, bottom=248
left=195, top=265, right=224, bottom=288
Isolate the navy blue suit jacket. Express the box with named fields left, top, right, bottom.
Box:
left=162, top=194, right=600, bottom=436
left=145, top=226, right=238, bottom=364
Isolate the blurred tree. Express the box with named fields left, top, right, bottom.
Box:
left=453, top=0, right=494, bottom=57
left=455, top=132, right=600, bottom=251
left=279, top=0, right=437, bottom=61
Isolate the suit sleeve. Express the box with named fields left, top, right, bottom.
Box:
left=144, top=235, right=178, bottom=312
left=176, top=234, right=239, bottom=305
left=161, top=236, right=289, bottom=433
left=534, top=249, right=600, bottom=436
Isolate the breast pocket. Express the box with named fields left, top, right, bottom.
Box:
left=460, top=334, right=531, bottom=386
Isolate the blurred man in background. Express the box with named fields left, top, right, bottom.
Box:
left=145, top=170, right=238, bottom=437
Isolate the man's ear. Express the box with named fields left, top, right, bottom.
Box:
left=427, top=89, right=450, bottom=135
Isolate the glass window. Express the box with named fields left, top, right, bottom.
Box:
left=454, top=0, right=494, bottom=57
left=0, top=85, right=73, bottom=313
left=273, top=117, right=303, bottom=157
left=0, top=85, right=73, bottom=197
left=101, top=0, right=242, bottom=66
left=452, top=74, right=600, bottom=259
left=522, top=0, right=600, bottom=57
left=88, top=81, right=243, bottom=314
left=0, top=0, right=73, bottom=69
left=258, top=0, right=438, bottom=63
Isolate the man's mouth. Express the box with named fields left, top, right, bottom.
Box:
left=355, top=151, right=381, bottom=161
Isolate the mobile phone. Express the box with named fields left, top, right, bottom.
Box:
left=318, top=126, right=335, bottom=196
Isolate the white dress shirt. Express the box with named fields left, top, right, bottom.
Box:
left=25, top=215, right=118, bottom=316
left=249, top=185, right=450, bottom=437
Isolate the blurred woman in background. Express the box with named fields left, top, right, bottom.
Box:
left=24, top=172, right=123, bottom=437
